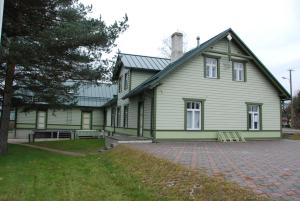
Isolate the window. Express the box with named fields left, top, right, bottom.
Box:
left=248, top=104, right=261, bottom=130
left=123, top=105, right=128, bottom=128
left=118, top=76, right=122, bottom=93
left=82, top=112, right=91, bottom=130
left=37, top=111, right=46, bottom=129
left=185, top=101, right=202, bottom=130
left=205, top=57, right=218, bottom=79
left=124, top=73, right=128, bottom=90
left=233, top=61, right=245, bottom=81
left=117, top=107, right=121, bottom=127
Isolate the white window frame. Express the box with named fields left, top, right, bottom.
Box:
left=186, top=101, right=201, bottom=130
left=205, top=57, right=218, bottom=79
left=233, top=62, right=245, bottom=81
left=248, top=105, right=260, bottom=130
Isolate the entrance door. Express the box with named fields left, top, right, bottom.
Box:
left=137, top=102, right=144, bottom=136
left=82, top=112, right=92, bottom=130
left=37, top=111, right=46, bottom=129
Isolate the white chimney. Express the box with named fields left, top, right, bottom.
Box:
left=171, top=32, right=183, bottom=62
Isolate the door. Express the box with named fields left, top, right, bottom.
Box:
left=137, top=102, right=144, bottom=136
left=37, top=111, right=46, bottom=129
left=82, top=112, right=92, bottom=130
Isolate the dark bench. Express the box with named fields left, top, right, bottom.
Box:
left=28, top=130, right=75, bottom=143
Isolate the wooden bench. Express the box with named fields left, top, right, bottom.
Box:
left=28, top=130, right=74, bottom=143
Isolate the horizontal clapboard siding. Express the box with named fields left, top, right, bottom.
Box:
left=155, top=41, right=280, bottom=132
left=131, top=70, right=155, bottom=89
left=16, top=107, right=104, bottom=130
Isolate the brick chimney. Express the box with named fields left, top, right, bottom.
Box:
left=171, top=32, right=183, bottom=62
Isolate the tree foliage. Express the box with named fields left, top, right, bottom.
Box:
left=0, top=0, right=128, bottom=107
left=0, top=0, right=128, bottom=154
left=282, top=90, right=300, bottom=128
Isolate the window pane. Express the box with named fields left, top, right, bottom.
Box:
left=195, top=102, right=199, bottom=109
left=194, top=111, right=200, bottom=128
left=187, top=111, right=192, bottom=129
left=212, top=66, right=216, bottom=78
left=206, top=66, right=210, bottom=77
left=187, top=102, right=191, bottom=109
left=253, top=106, right=258, bottom=112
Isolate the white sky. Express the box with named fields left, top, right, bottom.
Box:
left=82, top=0, right=300, bottom=95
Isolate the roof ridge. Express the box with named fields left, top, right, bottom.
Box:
left=119, top=52, right=170, bottom=60
left=122, top=27, right=289, bottom=100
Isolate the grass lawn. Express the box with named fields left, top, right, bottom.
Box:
left=33, top=139, right=104, bottom=153
left=0, top=140, right=272, bottom=201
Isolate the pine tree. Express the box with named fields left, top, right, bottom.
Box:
left=0, top=0, right=128, bottom=154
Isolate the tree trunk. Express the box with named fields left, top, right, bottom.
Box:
left=0, top=63, right=15, bottom=155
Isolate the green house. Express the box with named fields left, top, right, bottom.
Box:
left=8, top=28, right=290, bottom=141
left=8, top=83, right=117, bottom=139
left=104, top=28, right=290, bottom=141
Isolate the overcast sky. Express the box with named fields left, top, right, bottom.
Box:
left=82, top=0, right=299, bottom=95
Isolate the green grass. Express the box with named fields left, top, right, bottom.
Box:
left=0, top=144, right=168, bottom=201
left=33, top=139, right=104, bottom=153
left=0, top=141, right=273, bottom=201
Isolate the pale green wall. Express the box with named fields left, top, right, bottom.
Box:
left=131, top=70, right=155, bottom=89
left=16, top=110, right=36, bottom=129
left=106, top=107, right=112, bottom=127
left=154, top=38, right=281, bottom=138
left=13, top=107, right=104, bottom=139
left=112, top=66, right=154, bottom=135
left=156, top=131, right=281, bottom=140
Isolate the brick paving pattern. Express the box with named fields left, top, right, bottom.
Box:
left=129, top=140, right=300, bottom=201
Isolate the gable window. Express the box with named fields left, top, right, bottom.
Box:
left=233, top=61, right=245, bottom=81
left=184, top=99, right=204, bottom=130
left=124, top=73, right=128, bottom=90
left=118, top=76, right=122, bottom=93
left=123, top=105, right=128, bottom=128
left=247, top=104, right=262, bottom=130
left=117, top=107, right=121, bottom=127
left=205, top=57, right=219, bottom=79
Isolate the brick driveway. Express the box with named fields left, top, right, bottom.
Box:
left=129, top=140, right=300, bottom=201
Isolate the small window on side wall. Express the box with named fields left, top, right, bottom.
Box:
left=205, top=57, right=219, bottom=79
left=233, top=61, right=246, bottom=81
left=124, top=73, right=128, bottom=90
left=118, top=76, right=122, bottom=93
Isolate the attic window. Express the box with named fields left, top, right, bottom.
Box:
left=204, top=57, right=219, bottom=79
left=232, top=61, right=246, bottom=82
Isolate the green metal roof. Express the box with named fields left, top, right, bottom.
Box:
left=112, top=53, right=170, bottom=80
left=76, top=83, right=117, bottom=107
left=122, top=28, right=290, bottom=100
